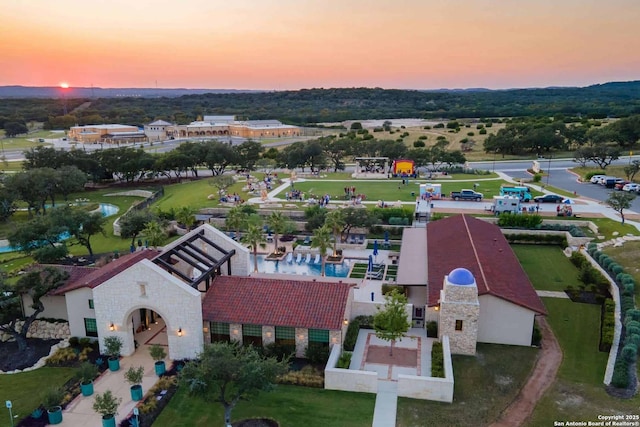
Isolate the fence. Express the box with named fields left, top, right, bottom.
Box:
left=112, top=187, right=164, bottom=236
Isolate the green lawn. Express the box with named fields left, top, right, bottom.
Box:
left=0, top=367, right=75, bottom=427
left=154, top=384, right=375, bottom=427
left=287, top=179, right=525, bottom=203
left=397, top=344, right=537, bottom=427
left=512, top=245, right=581, bottom=292
left=526, top=298, right=639, bottom=426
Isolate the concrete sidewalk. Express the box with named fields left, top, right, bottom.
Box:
left=59, top=341, right=164, bottom=426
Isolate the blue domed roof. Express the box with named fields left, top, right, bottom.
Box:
left=448, top=268, right=475, bottom=286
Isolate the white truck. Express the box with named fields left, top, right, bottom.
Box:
left=489, top=195, right=521, bottom=215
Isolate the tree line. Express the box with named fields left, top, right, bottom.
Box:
left=2, top=82, right=640, bottom=130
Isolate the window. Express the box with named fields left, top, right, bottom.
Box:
left=242, top=324, right=262, bottom=347
left=455, top=320, right=463, bottom=331
left=84, top=318, right=98, bottom=337
left=308, top=329, right=329, bottom=343
left=88, top=299, right=94, bottom=309
left=275, top=326, right=295, bottom=346
left=210, top=322, right=230, bottom=343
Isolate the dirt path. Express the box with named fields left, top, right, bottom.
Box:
left=489, top=317, right=563, bottom=427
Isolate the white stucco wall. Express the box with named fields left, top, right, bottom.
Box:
left=65, top=288, right=97, bottom=338
left=477, top=295, right=536, bottom=346
left=22, top=295, right=68, bottom=321
left=324, top=345, right=378, bottom=393
left=93, top=259, right=204, bottom=360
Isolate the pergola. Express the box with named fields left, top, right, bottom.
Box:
left=153, top=229, right=235, bottom=292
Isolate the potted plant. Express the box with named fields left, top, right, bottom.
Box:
left=149, top=344, right=167, bottom=376
left=76, top=361, right=99, bottom=396
left=43, top=387, right=64, bottom=425
left=92, top=390, right=122, bottom=427
left=103, top=336, right=123, bottom=372
left=124, top=366, right=145, bottom=401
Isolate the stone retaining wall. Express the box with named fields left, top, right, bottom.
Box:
left=0, top=320, right=70, bottom=342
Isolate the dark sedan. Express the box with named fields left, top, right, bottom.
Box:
left=534, top=194, right=565, bottom=203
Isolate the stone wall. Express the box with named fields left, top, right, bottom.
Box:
left=0, top=320, right=70, bottom=342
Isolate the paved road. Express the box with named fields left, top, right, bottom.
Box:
left=470, top=157, right=640, bottom=212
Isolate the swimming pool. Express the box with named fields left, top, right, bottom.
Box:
left=250, top=254, right=351, bottom=278
left=0, top=203, right=120, bottom=253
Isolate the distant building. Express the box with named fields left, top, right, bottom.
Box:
left=143, top=116, right=301, bottom=141
left=68, top=124, right=147, bottom=144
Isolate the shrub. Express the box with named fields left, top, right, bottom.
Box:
left=622, top=344, right=637, bottom=362
left=479, top=128, right=487, bottom=135
left=413, top=140, right=426, bottom=148
left=382, top=284, right=405, bottom=295
left=138, top=397, right=158, bottom=415
left=611, top=358, right=629, bottom=388
left=426, top=321, right=438, bottom=338
left=337, top=351, right=352, bottom=369
left=610, top=264, right=624, bottom=276
left=261, top=343, right=295, bottom=361
left=46, top=347, right=78, bottom=366
left=431, top=342, right=444, bottom=378
left=103, top=336, right=123, bottom=358
left=601, top=299, right=615, bottom=352
left=278, top=365, right=324, bottom=388
left=569, top=251, right=588, bottom=269
left=622, top=295, right=635, bottom=314
left=42, top=387, right=64, bottom=410
left=68, top=337, right=80, bottom=348
left=497, top=213, right=543, bottom=228
left=305, top=343, right=329, bottom=365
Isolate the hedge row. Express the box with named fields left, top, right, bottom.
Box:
left=601, top=299, right=615, bottom=352
left=505, top=233, right=568, bottom=247
left=431, top=341, right=445, bottom=378
left=585, top=244, right=639, bottom=391
left=497, top=213, right=543, bottom=228
left=343, top=315, right=374, bottom=351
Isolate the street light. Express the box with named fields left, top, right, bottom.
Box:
left=546, top=154, right=552, bottom=187
left=492, top=149, right=498, bottom=172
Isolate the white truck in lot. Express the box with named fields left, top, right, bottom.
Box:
left=489, top=195, right=521, bottom=215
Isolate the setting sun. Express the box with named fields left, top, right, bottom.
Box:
left=60, top=82, right=69, bottom=89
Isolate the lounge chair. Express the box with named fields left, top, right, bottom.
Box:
left=314, top=254, right=321, bottom=264
left=286, top=253, right=293, bottom=263
left=305, top=253, right=311, bottom=263
left=296, top=253, right=302, bottom=264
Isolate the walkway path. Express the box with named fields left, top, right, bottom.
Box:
left=372, top=380, right=398, bottom=427
left=536, top=290, right=569, bottom=298
left=59, top=325, right=165, bottom=426
left=489, top=317, right=562, bottom=427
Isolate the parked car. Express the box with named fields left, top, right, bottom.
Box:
left=615, top=181, right=631, bottom=190
left=534, top=194, right=565, bottom=203
left=623, top=183, right=640, bottom=192
left=600, top=177, right=621, bottom=188
left=590, top=175, right=607, bottom=184
left=450, top=189, right=484, bottom=201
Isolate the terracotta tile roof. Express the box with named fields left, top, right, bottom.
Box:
left=202, top=276, right=351, bottom=330
left=50, top=251, right=159, bottom=295
left=427, top=215, right=546, bottom=315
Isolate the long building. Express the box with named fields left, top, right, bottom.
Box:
left=68, top=124, right=147, bottom=144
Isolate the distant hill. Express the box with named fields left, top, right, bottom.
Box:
left=0, top=85, right=264, bottom=98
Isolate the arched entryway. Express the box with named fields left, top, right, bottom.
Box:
left=126, top=307, right=169, bottom=353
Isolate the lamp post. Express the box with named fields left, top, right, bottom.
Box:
left=546, top=154, right=552, bottom=186
left=6, top=400, right=14, bottom=427
left=492, top=149, right=498, bottom=172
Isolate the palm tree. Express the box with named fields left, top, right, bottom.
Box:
left=225, top=206, right=247, bottom=240
left=241, top=223, right=266, bottom=272
left=175, top=206, right=197, bottom=230
left=310, top=225, right=332, bottom=276
left=324, top=210, right=345, bottom=256
left=266, top=211, right=287, bottom=254
left=142, top=220, right=166, bottom=249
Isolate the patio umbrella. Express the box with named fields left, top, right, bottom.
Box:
left=373, top=240, right=379, bottom=263
left=368, top=254, right=373, bottom=273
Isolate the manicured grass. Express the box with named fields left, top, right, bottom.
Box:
left=154, top=384, right=375, bottom=427
left=396, top=343, right=537, bottom=426
left=587, top=217, right=640, bottom=238
left=543, top=298, right=608, bottom=385
left=0, top=367, right=75, bottom=425
left=512, top=245, right=581, bottom=292
left=526, top=298, right=640, bottom=426
left=287, top=179, right=519, bottom=203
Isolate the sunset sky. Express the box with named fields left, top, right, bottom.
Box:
left=1, top=0, right=639, bottom=90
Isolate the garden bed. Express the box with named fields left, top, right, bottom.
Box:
left=0, top=338, right=61, bottom=372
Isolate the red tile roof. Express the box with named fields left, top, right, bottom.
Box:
left=202, top=276, right=351, bottom=330
left=50, top=250, right=159, bottom=295
left=427, top=215, right=546, bottom=315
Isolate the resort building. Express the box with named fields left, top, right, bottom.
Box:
left=24, top=214, right=543, bottom=362
left=68, top=124, right=147, bottom=144
left=142, top=116, right=301, bottom=141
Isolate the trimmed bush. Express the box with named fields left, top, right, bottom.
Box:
left=336, top=351, right=352, bottom=369
left=426, top=321, right=438, bottom=338
left=305, top=343, right=329, bottom=365
left=622, top=344, right=637, bottom=362
left=431, top=342, right=445, bottom=378
left=611, top=358, right=629, bottom=388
